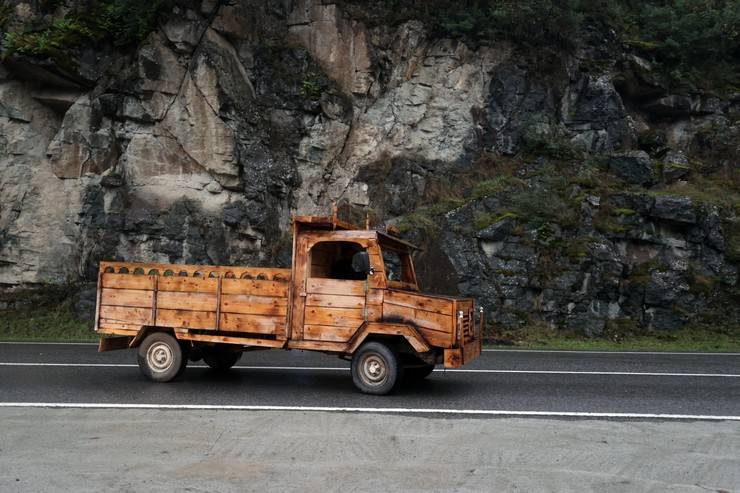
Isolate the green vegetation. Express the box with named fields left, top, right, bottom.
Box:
left=1, top=0, right=169, bottom=65
left=300, top=72, right=324, bottom=101
left=0, top=285, right=94, bottom=342
left=486, top=323, right=740, bottom=352
left=0, top=308, right=94, bottom=342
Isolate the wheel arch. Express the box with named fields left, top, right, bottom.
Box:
left=129, top=326, right=177, bottom=348
left=346, top=322, right=431, bottom=355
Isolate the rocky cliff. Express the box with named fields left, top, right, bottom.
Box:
left=1, top=0, right=738, bottom=334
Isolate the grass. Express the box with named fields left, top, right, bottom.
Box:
left=484, top=324, right=740, bottom=352
left=0, top=308, right=96, bottom=342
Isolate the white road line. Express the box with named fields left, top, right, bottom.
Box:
left=0, top=402, right=737, bottom=421
left=482, top=349, right=740, bottom=356
left=1, top=362, right=738, bottom=378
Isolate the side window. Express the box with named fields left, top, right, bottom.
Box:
left=309, top=241, right=367, bottom=280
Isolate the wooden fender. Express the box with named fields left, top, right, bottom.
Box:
left=346, top=322, right=431, bottom=354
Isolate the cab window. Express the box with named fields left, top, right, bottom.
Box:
left=309, top=241, right=367, bottom=280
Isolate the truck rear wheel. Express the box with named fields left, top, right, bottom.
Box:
left=202, top=344, right=242, bottom=371
left=351, top=341, right=401, bottom=395
left=137, top=332, right=185, bottom=382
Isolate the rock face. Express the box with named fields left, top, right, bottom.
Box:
left=0, top=0, right=737, bottom=333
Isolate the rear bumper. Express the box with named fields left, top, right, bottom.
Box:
left=443, top=338, right=482, bottom=368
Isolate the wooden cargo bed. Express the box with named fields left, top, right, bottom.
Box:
left=96, top=261, right=291, bottom=342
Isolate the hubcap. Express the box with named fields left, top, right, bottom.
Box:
left=146, top=342, right=174, bottom=373
left=360, top=353, right=387, bottom=386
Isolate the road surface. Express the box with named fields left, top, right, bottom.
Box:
left=1, top=343, right=739, bottom=492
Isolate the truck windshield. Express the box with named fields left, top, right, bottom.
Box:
left=379, top=241, right=418, bottom=291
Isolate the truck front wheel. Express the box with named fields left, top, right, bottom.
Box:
left=351, top=341, right=401, bottom=395
left=137, top=332, right=185, bottom=382
left=202, top=344, right=242, bottom=371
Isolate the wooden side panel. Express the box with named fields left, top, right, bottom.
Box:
left=220, top=294, right=287, bottom=316
left=101, top=274, right=154, bottom=290
left=306, top=278, right=365, bottom=295
left=99, top=306, right=152, bottom=325
left=221, top=278, right=288, bottom=297
left=306, top=293, right=364, bottom=309
left=156, top=309, right=216, bottom=330
left=382, top=303, right=452, bottom=347
left=304, top=306, right=363, bottom=327
left=304, top=325, right=355, bottom=342
left=384, top=290, right=453, bottom=315
left=100, top=288, right=152, bottom=308
left=158, top=277, right=217, bottom=294
left=157, top=291, right=217, bottom=311
left=220, top=313, right=286, bottom=334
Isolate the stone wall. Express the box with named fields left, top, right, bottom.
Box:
left=0, top=0, right=737, bottom=333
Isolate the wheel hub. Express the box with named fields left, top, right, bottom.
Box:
left=361, top=354, right=387, bottom=385
left=147, top=342, right=173, bottom=372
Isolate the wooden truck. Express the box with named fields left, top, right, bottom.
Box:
left=94, top=213, right=483, bottom=394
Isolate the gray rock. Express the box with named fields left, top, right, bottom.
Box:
left=608, top=151, right=655, bottom=185
left=651, top=196, right=697, bottom=224
left=662, top=150, right=691, bottom=182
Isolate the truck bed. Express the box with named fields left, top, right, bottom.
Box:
left=96, top=261, right=291, bottom=343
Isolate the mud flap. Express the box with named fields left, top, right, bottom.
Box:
left=98, top=336, right=133, bottom=352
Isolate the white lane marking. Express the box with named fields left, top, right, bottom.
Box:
left=482, top=349, right=740, bottom=356
left=0, top=402, right=737, bottom=421
left=1, top=362, right=739, bottom=378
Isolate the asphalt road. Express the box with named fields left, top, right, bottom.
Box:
left=1, top=343, right=739, bottom=418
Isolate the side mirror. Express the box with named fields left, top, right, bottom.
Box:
left=351, top=251, right=370, bottom=274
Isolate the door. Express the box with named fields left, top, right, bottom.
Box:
left=301, top=241, right=368, bottom=343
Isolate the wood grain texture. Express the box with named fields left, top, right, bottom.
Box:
left=306, top=278, right=366, bottom=296
left=220, top=313, right=286, bottom=334
left=304, top=306, right=364, bottom=327
left=306, top=293, right=365, bottom=309
left=100, top=288, right=153, bottom=308
left=156, top=309, right=216, bottom=330
left=101, top=274, right=154, bottom=290
left=384, top=290, right=453, bottom=315
left=99, top=306, right=152, bottom=325
left=304, top=324, right=355, bottom=342
left=157, top=291, right=217, bottom=311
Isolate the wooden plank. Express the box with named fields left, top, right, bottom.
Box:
left=306, top=293, right=365, bottom=309
left=220, top=294, right=287, bottom=316
left=157, top=291, right=217, bottom=311
left=99, top=306, right=152, bottom=325
left=158, top=276, right=218, bottom=294
left=304, top=306, right=364, bottom=327
left=178, top=332, right=285, bottom=348
left=98, top=320, right=143, bottom=331
left=100, top=288, right=153, bottom=308
left=101, top=274, right=154, bottom=290
left=220, top=313, right=285, bottom=334
left=156, top=309, right=216, bottom=330
left=384, top=290, right=453, bottom=315
left=221, top=278, right=288, bottom=297
left=287, top=340, right=347, bottom=352
left=304, top=324, right=356, bottom=342
left=306, top=278, right=365, bottom=296
left=383, top=303, right=452, bottom=333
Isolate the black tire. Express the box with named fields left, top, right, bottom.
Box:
left=202, top=344, right=242, bottom=371
left=137, top=332, right=184, bottom=382
left=404, top=363, right=435, bottom=381
left=351, top=341, right=401, bottom=395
